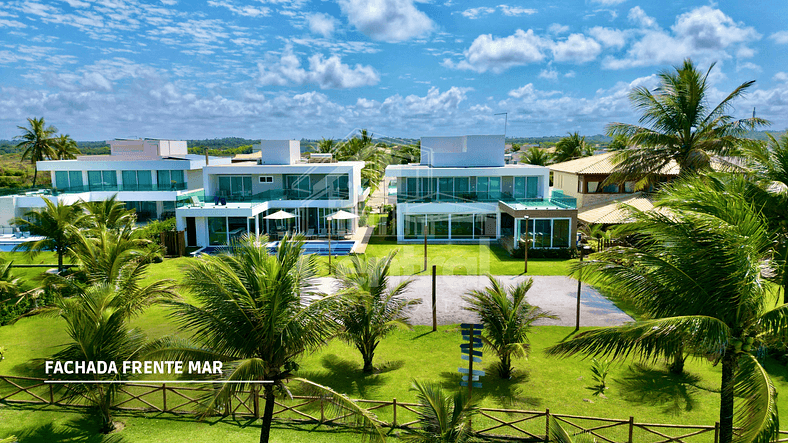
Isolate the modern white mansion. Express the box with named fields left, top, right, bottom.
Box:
left=175, top=140, right=366, bottom=247
left=0, top=139, right=230, bottom=227
left=384, top=135, right=578, bottom=249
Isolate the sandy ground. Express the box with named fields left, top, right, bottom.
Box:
left=313, top=275, right=633, bottom=327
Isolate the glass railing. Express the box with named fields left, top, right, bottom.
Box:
left=52, top=183, right=188, bottom=193
left=177, top=188, right=351, bottom=207
left=395, top=191, right=576, bottom=209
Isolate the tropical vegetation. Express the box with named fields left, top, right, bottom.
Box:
left=463, top=276, right=556, bottom=379
left=403, top=380, right=477, bottom=443
left=521, top=146, right=554, bottom=166
left=12, top=198, right=84, bottom=273
left=553, top=132, right=593, bottom=163
left=547, top=175, right=786, bottom=443
left=15, top=117, right=58, bottom=187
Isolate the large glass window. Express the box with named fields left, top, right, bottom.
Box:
left=427, top=214, right=449, bottom=239
left=228, top=217, right=248, bottom=243
left=208, top=217, right=226, bottom=246
left=219, top=176, right=252, bottom=199
left=526, top=177, right=539, bottom=198
left=122, top=170, right=152, bottom=191
left=514, top=177, right=525, bottom=199
left=475, top=213, right=496, bottom=238
left=451, top=214, right=473, bottom=239
left=327, top=175, right=349, bottom=199
left=489, top=177, right=501, bottom=199
left=125, top=201, right=156, bottom=222
left=404, top=214, right=425, bottom=240
left=533, top=219, right=552, bottom=248
left=552, top=219, right=570, bottom=248
left=55, top=171, right=69, bottom=189
left=438, top=178, right=453, bottom=200
left=88, top=170, right=117, bottom=191
left=455, top=177, right=469, bottom=195
left=158, top=170, right=185, bottom=190
left=68, top=171, right=83, bottom=190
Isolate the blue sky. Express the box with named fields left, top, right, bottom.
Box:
left=1, top=0, right=787, bottom=141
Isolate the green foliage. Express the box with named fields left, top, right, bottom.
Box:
left=589, top=358, right=611, bottom=395
left=509, top=143, right=521, bottom=152
left=512, top=245, right=577, bottom=259
left=12, top=198, right=84, bottom=272
left=52, top=134, right=80, bottom=160
left=332, top=251, right=420, bottom=372
left=15, top=117, right=57, bottom=186
left=463, top=276, right=556, bottom=378
left=402, top=380, right=478, bottom=443
left=554, top=132, right=594, bottom=163
left=522, top=146, right=554, bottom=166
left=136, top=217, right=176, bottom=244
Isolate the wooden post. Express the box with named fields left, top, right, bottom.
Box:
left=628, top=416, right=634, bottom=443
left=544, top=408, right=550, bottom=443
left=468, top=324, right=474, bottom=398
left=253, top=386, right=260, bottom=419
left=714, top=422, right=720, bottom=443
left=575, top=249, right=583, bottom=332
left=49, top=383, right=54, bottom=405
left=524, top=232, right=529, bottom=273
left=431, top=265, right=437, bottom=331
left=319, top=395, right=324, bottom=423
left=162, top=383, right=167, bottom=412
left=392, top=398, right=397, bottom=428
left=328, top=220, right=332, bottom=273
left=423, top=220, right=428, bottom=271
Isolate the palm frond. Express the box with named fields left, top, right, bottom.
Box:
left=732, top=353, right=779, bottom=443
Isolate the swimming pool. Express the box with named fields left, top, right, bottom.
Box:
left=194, top=240, right=356, bottom=257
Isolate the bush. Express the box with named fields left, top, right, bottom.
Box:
left=511, top=244, right=577, bottom=259
left=137, top=217, right=176, bottom=244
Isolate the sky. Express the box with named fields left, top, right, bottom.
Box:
left=1, top=0, right=787, bottom=142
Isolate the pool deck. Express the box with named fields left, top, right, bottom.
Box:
left=349, top=227, right=373, bottom=254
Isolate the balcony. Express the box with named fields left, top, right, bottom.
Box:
left=395, top=190, right=576, bottom=209
left=177, top=188, right=351, bottom=208
left=51, top=183, right=189, bottom=194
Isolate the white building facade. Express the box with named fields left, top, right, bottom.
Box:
left=175, top=140, right=367, bottom=248
left=385, top=135, right=578, bottom=249
left=0, top=139, right=229, bottom=228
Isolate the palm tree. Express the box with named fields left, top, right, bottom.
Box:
left=546, top=175, right=784, bottom=443
left=402, top=380, right=477, bottom=443
left=334, top=129, right=386, bottom=191
left=43, top=283, right=166, bottom=433
left=316, top=137, right=336, bottom=153
left=12, top=198, right=83, bottom=273
left=15, top=117, right=58, bottom=187
left=146, top=234, right=382, bottom=443
left=79, top=195, right=136, bottom=232
left=739, top=134, right=788, bottom=303
left=333, top=251, right=420, bottom=373
left=553, top=132, right=593, bottom=163
left=521, top=146, right=553, bottom=166
left=52, top=134, right=80, bottom=159
left=463, top=276, right=556, bottom=379
left=606, top=59, right=767, bottom=188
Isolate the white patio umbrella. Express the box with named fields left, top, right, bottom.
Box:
left=325, top=209, right=359, bottom=271
left=263, top=210, right=296, bottom=239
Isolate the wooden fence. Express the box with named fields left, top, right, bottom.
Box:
left=2, top=375, right=787, bottom=443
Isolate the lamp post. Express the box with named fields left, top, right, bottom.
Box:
left=575, top=245, right=592, bottom=332
left=522, top=216, right=529, bottom=274
left=423, top=218, right=428, bottom=271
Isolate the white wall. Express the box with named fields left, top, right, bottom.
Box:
left=255, top=140, right=301, bottom=165
left=421, top=135, right=505, bottom=167
left=0, top=196, right=16, bottom=227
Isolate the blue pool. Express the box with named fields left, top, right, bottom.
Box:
left=194, top=240, right=356, bottom=257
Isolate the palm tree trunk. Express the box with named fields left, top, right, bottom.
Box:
left=719, top=354, right=736, bottom=443
left=260, top=384, right=275, bottom=443
left=32, top=167, right=38, bottom=188
left=668, top=347, right=685, bottom=374
left=58, top=248, right=64, bottom=274
left=362, top=352, right=374, bottom=373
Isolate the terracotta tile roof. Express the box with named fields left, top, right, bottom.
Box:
left=578, top=193, right=657, bottom=224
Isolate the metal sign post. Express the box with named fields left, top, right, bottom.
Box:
left=459, top=323, right=484, bottom=397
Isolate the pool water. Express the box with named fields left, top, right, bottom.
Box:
left=194, top=240, right=356, bottom=257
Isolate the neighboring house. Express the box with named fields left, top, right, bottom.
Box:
left=0, top=139, right=229, bottom=228
left=549, top=152, right=678, bottom=225
left=175, top=140, right=367, bottom=248
left=384, top=135, right=577, bottom=250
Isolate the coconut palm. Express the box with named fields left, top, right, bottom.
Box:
left=12, top=198, right=84, bottom=273
left=43, top=282, right=165, bottom=433
left=146, top=234, right=383, bottom=443
left=402, top=380, right=477, bottom=443
left=52, top=134, right=81, bottom=160
left=15, top=117, right=58, bottom=187
left=316, top=137, right=336, bottom=153
left=79, top=195, right=136, bottom=232
left=334, top=129, right=386, bottom=191
left=546, top=175, right=784, bottom=443
left=463, top=276, right=556, bottom=379
left=333, top=250, right=420, bottom=373
left=522, top=146, right=553, bottom=166
left=553, top=132, right=593, bottom=163
left=739, top=134, right=788, bottom=303
left=606, top=59, right=767, bottom=188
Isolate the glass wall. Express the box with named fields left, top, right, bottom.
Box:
left=208, top=217, right=227, bottom=246
left=426, top=214, right=450, bottom=239
left=88, top=171, right=117, bottom=191
left=451, top=214, right=473, bottom=239
left=517, top=218, right=572, bottom=248
left=218, top=176, right=253, bottom=199
left=404, top=213, right=498, bottom=240
left=122, top=170, right=152, bottom=191
left=404, top=214, right=424, bottom=240
left=228, top=217, right=249, bottom=243
left=157, top=170, right=185, bottom=190
left=125, top=201, right=156, bottom=222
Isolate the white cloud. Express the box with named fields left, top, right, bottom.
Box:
left=443, top=29, right=546, bottom=73
left=305, top=12, right=338, bottom=38
left=774, top=72, right=788, bottom=82
left=207, top=0, right=270, bottom=17
left=736, top=61, right=761, bottom=72
left=591, top=0, right=626, bottom=5
left=257, top=46, right=379, bottom=89
left=672, top=6, right=759, bottom=51
left=565, top=70, right=576, bottom=78
left=771, top=31, right=788, bottom=44
left=498, top=5, right=537, bottom=16
left=551, top=33, right=602, bottom=63
left=548, top=23, right=569, bottom=34
left=538, top=69, right=557, bottom=80
left=627, top=6, right=657, bottom=29
left=0, top=19, right=26, bottom=28
left=459, top=7, right=495, bottom=19
left=338, top=0, right=434, bottom=42
left=588, top=26, right=627, bottom=48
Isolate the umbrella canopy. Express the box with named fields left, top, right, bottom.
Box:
left=326, top=209, right=359, bottom=220
left=263, top=210, right=296, bottom=220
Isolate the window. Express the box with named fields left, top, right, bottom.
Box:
left=519, top=218, right=571, bottom=248
left=624, top=181, right=636, bottom=193
left=451, top=214, right=473, bottom=239
left=587, top=181, right=600, bottom=193
left=602, top=183, right=619, bottom=193
left=285, top=175, right=311, bottom=198
left=122, top=170, right=152, bottom=191
left=55, top=171, right=70, bottom=189
left=88, top=171, right=117, bottom=191
left=125, top=201, right=156, bottom=222
left=526, top=177, right=539, bottom=198
left=404, top=214, right=425, bottom=240
left=218, top=176, right=253, bottom=199
left=259, top=176, right=273, bottom=183
left=514, top=177, right=525, bottom=199
left=157, top=170, right=185, bottom=190
left=438, top=178, right=453, bottom=200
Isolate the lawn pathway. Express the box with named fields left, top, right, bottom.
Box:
left=314, top=275, right=633, bottom=327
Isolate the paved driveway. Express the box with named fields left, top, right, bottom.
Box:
left=314, top=275, right=633, bottom=327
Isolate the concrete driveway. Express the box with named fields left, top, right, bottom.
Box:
left=314, top=275, right=633, bottom=327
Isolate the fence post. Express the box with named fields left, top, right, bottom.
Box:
left=714, top=422, right=720, bottom=443
left=544, top=408, right=550, bottom=443
left=162, top=383, right=167, bottom=412
left=49, top=383, right=54, bottom=405
left=392, top=398, right=397, bottom=428
left=628, top=416, right=634, bottom=443
left=253, top=386, right=260, bottom=419
left=319, top=395, right=324, bottom=423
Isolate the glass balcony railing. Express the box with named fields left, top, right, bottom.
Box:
left=395, top=190, right=576, bottom=209
left=176, top=188, right=351, bottom=208
left=51, top=183, right=188, bottom=194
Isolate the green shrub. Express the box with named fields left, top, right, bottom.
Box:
left=511, top=244, right=577, bottom=259
left=137, top=217, right=176, bottom=243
